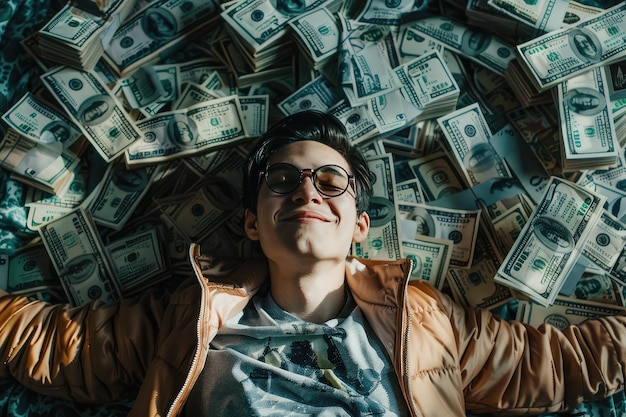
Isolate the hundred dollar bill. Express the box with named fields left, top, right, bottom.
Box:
left=87, top=161, right=162, bottom=230
left=278, top=75, right=342, bottom=115
left=173, top=82, right=222, bottom=110
left=394, top=50, right=459, bottom=121
left=407, top=16, right=515, bottom=75
left=409, top=151, right=466, bottom=201
left=492, top=203, right=529, bottom=253
left=329, top=100, right=378, bottom=145
left=104, top=0, right=220, bottom=76
left=558, top=67, right=619, bottom=170
left=119, top=64, right=180, bottom=114
left=517, top=296, right=625, bottom=329
left=158, top=177, right=241, bottom=242
left=581, top=210, right=626, bottom=272
left=487, top=0, right=569, bottom=33
left=369, top=89, right=421, bottom=134
left=125, top=95, right=248, bottom=166
left=491, top=124, right=550, bottom=204
left=288, top=7, right=339, bottom=63
left=0, top=130, right=79, bottom=195
left=446, top=228, right=515, bottom=309
left=396, top=178, right=424, bottom=204
left=496, top=177, right=606, bottom=306
left=221, top=0, right=332, bottom=52
left=398, top=202, right=481, bottom=268
left=339, top=16, right=401, bottom=105
left=352, top=153, right=402, bottom=260
left=2, top=92, right=82, bottom=151
left=398, top=25, right=444, bottom=61
left=355, top=0, right=426, bottom=26
left=517, top=3, right=626, bottom=91
left=6, top=245, right=61, bottom=295
left=39, top=207, right=119, bottom=306
left=438, top=103, right=511, bottom=187
left=400, top=236, right=452, bottom=289
left=104, top=228, right=167, bottom=295
left=239, top=95, right=269, bottom=138
left=40, top=66, right=142, bottom=162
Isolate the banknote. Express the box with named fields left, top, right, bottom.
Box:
left=558, top=67, right=619, bottom=170
left=516, top=296, right=625, bottom=329
left=492, top=203, right=529, bottom=254
left=400, top=235, right=453, bottom=289
left=40, top=66, right=142, bottom=162
left=352, top=153, right=402, bottom=260
left=173, top=82, right=222, bottom=111
left=329, top=100, right=378, bottom=145
left=446, top=228, right=515, bottom=309
left=398, top=25, right=444, bottom=60
left=496, top=177, right=606, bottom=306
left=239, top=95, right=269, bottom=137
left=490, top=124, right=550, bottom=204
left=394, top=50, right=459, bottom=114
left=396, top=178, right=424, bottom=204
left=158, top=179, right=241, bottom=243
left=278, top=75, right=342, bottom=115
left=177, top=58, right=224, bottom=90
left=487, top=0, right=569, bottom=32
left=125, top=95, right=248, bottom=166
left=6, top=245, right=60, bottom=295
left=339, top=17, right=400, bottom=105
left=438, top=103, right=511, bottom=187
left=120, top=64, right=179, bottom=112
left=369, top=89, right=420, bottom=134
left=221, top=0, right=331, bottom=52
left=355, top=0, right=431, bottom=25
left=407, top=16, right=516, bottom=75
left=288, top=7, right=339, bottom=63
left=87, top=161, right=163, bottom=230
left=581, top=210, right=626, bottom=272
left=0, top=130, right=79, bottom=195
left=2, top=92, right=82, bottom=151
left=409, top=151, right=466, bottom=202
left=517, top=3, right=626, bottom=91
left=39, top=207, right=119, bottom=306
left=104, top=0, right=220, bottom=75
left=104, top=229, right=167, bottom=295
left=25, top=167, right=89, bottom=209
left=398, top=202, right=481, bottom=268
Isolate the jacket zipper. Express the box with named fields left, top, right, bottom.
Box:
left=401, top=258, right=421, bottom=417
left=166, top=244, right=207, bottom=417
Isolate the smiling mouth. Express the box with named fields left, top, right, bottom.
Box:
left=280, top=211, right=332, bottom=222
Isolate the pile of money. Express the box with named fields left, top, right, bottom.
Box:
left=1, top=0, right=626, bottom=332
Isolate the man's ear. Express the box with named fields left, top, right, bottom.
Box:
left=244, top=208, right=260, bottom=241
left=352, top=211, right=370, bottom=243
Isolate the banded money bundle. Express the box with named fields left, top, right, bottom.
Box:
left=37, top=0, right=137, bottom=71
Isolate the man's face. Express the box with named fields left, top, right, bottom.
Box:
left=245, top=141, right=369, bottom=265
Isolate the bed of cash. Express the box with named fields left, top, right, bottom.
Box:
left=1, top=0, right=626, bottom=333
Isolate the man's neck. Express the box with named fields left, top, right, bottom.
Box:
left=268, top=260, right=348, bottom=324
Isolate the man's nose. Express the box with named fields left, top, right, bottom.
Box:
left=292, top=175, right=322, bottom=202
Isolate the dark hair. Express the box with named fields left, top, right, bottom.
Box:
left=243, top=110, right=372, bottom=214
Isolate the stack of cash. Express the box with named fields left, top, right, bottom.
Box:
left=2, top=0, right=626, bottom=326
left=36, top=0, right=136, bottom=71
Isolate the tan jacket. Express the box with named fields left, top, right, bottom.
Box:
left=1, top=243, right=625, bottom=417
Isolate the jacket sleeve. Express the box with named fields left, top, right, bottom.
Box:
left=0, top=292, right=169, bottom=404
left=435, top=288, right=626, bottom=415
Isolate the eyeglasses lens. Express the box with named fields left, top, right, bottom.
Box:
left=266, top=164, right=350, bottom=196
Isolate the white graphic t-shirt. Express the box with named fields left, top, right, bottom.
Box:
left=184, top=287, right=410, bottom=416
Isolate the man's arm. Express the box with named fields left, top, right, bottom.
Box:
left=0, top=292, right=168, bottom=404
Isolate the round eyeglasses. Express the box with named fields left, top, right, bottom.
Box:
left=260, top=163, right=355, bottom=197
